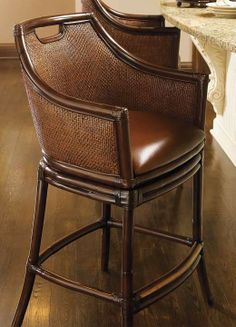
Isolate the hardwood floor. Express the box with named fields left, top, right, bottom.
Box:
left=0, top=59, right=235, bottom=327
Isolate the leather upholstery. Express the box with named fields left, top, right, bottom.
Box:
left=129, top=111, right=205, bottom=176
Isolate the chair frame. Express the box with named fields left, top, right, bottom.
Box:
left=88, top=0, right=166, bottom=29
left=13, top=13, right=212, bottom=327
left=82, top=0, right=180, bottom=68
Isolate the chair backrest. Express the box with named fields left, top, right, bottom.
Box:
left=82, top=0, right=165, bottom=27
left=81, top=0, right=180, bottom=68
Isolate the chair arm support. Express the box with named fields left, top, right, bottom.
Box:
left=24, top=69, right=125, bottom=121
left=23, top=71, right=133, bottom=179
left=144, top=69, right=209, bottom=129
left=111, top=50, right=209, bottom=129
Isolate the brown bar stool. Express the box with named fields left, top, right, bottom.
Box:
left=13, top=13, right=213, bottom=327
left=81, top=0, right=180, bottom=68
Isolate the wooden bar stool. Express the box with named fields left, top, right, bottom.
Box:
left=13, top=13, right=213, bottom=326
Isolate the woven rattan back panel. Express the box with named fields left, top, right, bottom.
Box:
left=81, top=0, right=178, bottom=67
left=23, top=74, right=120, bottom=176
left=25, top=23, right=197, bottom=124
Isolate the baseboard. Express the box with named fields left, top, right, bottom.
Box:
left=180, top=61, right=193, bottom=72
left=211, top=117, right=236, bottom=166
left=0, top=43, right=18, bottom=59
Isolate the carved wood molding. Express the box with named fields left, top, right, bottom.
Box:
left=191, top=36, right=226, bottom=115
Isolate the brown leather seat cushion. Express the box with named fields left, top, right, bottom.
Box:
left=129, top=111, right=205, bottom=176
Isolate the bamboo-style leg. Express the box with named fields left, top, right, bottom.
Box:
left=197, top=252, right=213, bottom=305
left=121, top=206, right=134, bottom=327
left=12, top=167, right=48, bottom=326
left=193, top=157, right=213, bottom=306
left=101, top=203, right=111, bottom=272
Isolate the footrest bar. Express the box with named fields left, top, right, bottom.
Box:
left=133, top=255, right=201, bottom=313
left=109, top=218, right=193, bottom=246
left=38, top=221, right=103, bottom=264
left=30, top=264, right=122, bottom=304
left=133, top=242, right=202, bottom=313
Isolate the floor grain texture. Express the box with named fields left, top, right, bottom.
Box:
left=0, top=60, right=235, bottom=326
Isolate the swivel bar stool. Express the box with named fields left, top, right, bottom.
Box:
left=82, top=0, right=180, bottom=68
left=13, top=13, right=212, bottom=326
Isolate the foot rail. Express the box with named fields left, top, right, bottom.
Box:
left=133, top=242, right=203, bottom=313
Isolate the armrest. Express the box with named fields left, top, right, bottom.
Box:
left=21, top=69, right=133, bottom=182
left=119, top=61, right=209, bottom=129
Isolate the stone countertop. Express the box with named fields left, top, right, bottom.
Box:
left=160, top=1, right=236, bottom=52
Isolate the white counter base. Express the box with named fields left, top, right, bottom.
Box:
left=161, top=2, right=236, bottom=167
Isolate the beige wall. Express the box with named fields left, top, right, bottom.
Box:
left=101, top=0, right=162, bottom=14
left=76, top=0, right=192, bottom=62
left=0, top=0, right=75, bottom=43
left=76, top=0, right=162, bottom=13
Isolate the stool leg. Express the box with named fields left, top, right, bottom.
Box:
left=121, top=206, right=134, bottom=327
left=101, top=203, right=111, bottom=272
left=12, top=170, right=48, bottom=326
left=197, top=252, right=213, bottom=305
left=193, top=158, right=213, bottom=306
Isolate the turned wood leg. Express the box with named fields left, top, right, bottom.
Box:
left=121, top=206, right=134, bottom=327
left=12, top=166, right=48, bottom=326
left=101, top=203, right=111, bottom=272
left=193, top=156, right=213, bottom=306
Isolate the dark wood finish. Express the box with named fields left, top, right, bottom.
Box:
left=134, top=242, right=202, bottom=313
left=82, top=0, right=180, bottom=68
left=10, top=13, right=212, bottom=327
left=193, top=157, right=213, bottom=305
left=109, top=218, right=193, bottom=246
left=121, top=207, right=134, bottom=327
left=14, top=13, right=207, bottom=192
left=11, top=13, right=212, bottom=326
left=12, top=171, right=48, bottom=327
left=38, top=221, right=104, bottom=265
left=0, top=59, right=236, bottom=327
left=98, top=0, right=165, bottom=24
left=93, top=0, right=166, bottom=29
left=101, top=204, right=111, bottom=272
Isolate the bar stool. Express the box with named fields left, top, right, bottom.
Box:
left=81, top=0, right=180, bottom=68
left=13, top=13, right=213, bottom=326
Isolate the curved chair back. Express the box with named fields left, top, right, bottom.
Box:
left=81, top=0, right=180, bottom=68
left=82, top=0, right=166, bottom=27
